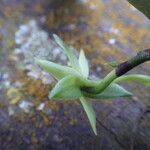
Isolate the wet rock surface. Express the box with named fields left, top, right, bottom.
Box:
left=0, top=0, right=150, bottom=149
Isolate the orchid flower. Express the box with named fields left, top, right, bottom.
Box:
left=35, top=34, right=150, bottom=135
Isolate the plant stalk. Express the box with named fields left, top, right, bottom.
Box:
left=116, top=49, right=150, bottom=76
left=82, top=69, right=117, bottom=94
left=83, top=49, right=150, bottom=94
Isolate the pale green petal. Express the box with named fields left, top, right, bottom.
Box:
left=49, top=76, right=82, bottom=100
left=35, top=58, right=80, bottom=80
left=79, top=50, right=89, bottom=78
left=114, top=74, right=150, bottom=86
left=53, top=34, right=79, bottom=71
left=80, top=97, right=97, bottom=135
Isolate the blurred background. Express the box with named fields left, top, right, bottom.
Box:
left=0, top=0, right=150, bottom=149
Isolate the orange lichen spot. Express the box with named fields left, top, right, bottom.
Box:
left=45, top=101, right=59, bottom=112
left=45, top=0, right=103, bottom=40
left=16, top=70, right=50, bottom=102
left=43, top=115, right=50, bottom=126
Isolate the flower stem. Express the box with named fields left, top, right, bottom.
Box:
left=83, top=69, right=117, bottom=94
left=116, top=49, right=150, bottom=76
left=83, top=49, right=150, bottom=94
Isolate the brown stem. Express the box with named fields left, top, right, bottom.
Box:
left=116, top=49, right=150, bottom=76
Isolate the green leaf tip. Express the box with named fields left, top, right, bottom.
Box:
left=79, top=50, right=89, bottom=78
left=127, top=0, right=150, bottom=19
left=80, top=97, right=97, bottom=135
left=114, top=74, right=150, bottom=86
left=35, top=58, right=80, bottom=80
left=53, top=34, right=80, bottom=71
left=107, top=60, right=119, bottom=68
